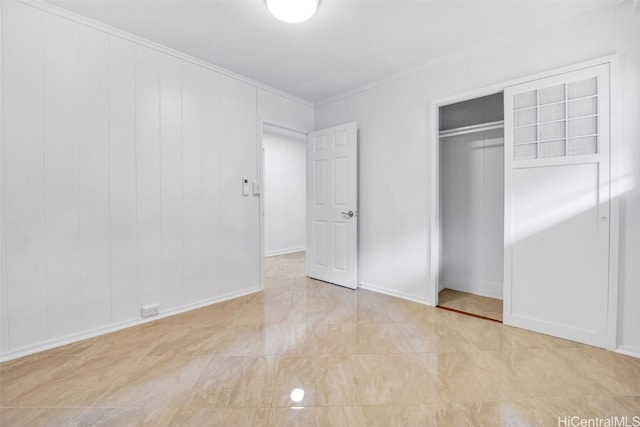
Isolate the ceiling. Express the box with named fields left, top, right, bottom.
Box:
left=46, top=0, right=615, bottom=103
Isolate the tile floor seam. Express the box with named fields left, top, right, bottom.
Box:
left=70, top=407, right=95, bottom=425
left=264, top=355, right=280, bottom=410
left=81, top=355, right=149, bottom=410
left=184, top=352, right=218, bottom=408
left=90, top=355, right=151, bottom=409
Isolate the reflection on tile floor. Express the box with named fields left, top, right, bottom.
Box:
left=438, top=288, right=504, bottom=322
left=1, top=251, right=639, bottom=426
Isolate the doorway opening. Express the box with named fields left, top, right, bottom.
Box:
left=436, top=92, right=505, bottom=322
left=261, top=123, right=308, bottom=286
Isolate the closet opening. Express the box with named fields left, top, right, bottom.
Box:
left=436, top=92, right=505, bottom=322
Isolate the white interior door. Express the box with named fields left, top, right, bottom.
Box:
left=504, top=64, right=611, bottom=348
left=307, top=122, right=358, bottom=289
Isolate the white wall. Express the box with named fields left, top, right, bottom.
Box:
left=263, top=126, right=306, bottom=256
left=315, top=4, right=640, bottom=355
left=0, top=0, right=313, bottom=360
left=258, top=89, right=315, bottom=133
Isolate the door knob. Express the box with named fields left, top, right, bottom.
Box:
left=341, top=210, right=355, bottom=218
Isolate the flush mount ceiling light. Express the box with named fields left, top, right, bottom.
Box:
left=266, top=0, right=319, bottom=24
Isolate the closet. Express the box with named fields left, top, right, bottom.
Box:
left=438, top=93, right=504, bottom=320
left=433, top=61, right=613, bottom=346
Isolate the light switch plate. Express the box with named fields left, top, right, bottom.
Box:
left=242, top=178, right=249, bottom=196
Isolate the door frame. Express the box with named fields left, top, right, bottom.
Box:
left=430, top=86, right=505, bottom=308
left=428, top=55, right=620, bottom=349
left=258, top=119, right=309, bottom=290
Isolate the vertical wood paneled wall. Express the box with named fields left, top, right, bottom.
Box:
left=1, top=0, right=263, bottom=358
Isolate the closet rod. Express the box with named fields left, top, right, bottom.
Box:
left=439, top=120, right=504, bottom=138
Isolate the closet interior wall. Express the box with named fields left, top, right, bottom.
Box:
left=439, top=93, right=505, bottom=299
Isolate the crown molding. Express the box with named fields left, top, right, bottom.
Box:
left=15, top=0, right=314, bottom=108
left=315, top=1, right=620, bottom=108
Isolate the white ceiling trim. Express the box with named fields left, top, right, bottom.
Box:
left=19, top=0, right=315, bottom=108
left=315, top=56, right=435, bottom=108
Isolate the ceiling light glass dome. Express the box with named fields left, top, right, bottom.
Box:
left=266, top=0, right=319, bottom=24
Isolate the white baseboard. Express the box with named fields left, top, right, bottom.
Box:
left=358, top=282, right=434, bottom=306
left=0, top=287, right=261, bottom=363
left=616, top=345, right=640, bottom=360
left=265, top=247, right=306, bottom=257
left=441, top=278, right=503, bottom=300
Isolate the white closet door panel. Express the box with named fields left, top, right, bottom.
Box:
left=43, top=14, right=81, bottom=338
left=2, top=1, right=48, bottom=349
left=511, top=164, right=601, bottom=332
left=201, top=70, right=221, bottom=296
left=160, top=54, right=184, bottom=309
left=108, top=36, right=138, bottom=321
left=181, top=63, right=204, bottom=302
left=78, top=26, right=111, bottom=330
left=504, top=63, right=610, bottom=347
left=135, top=46, right=162, bottom=307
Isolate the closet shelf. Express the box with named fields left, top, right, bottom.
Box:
left=439, top=120, right=504, bottom=138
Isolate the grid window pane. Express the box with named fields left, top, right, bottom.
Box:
left=539, top=102, right=566, bottom=123
left=514, top=108, right=537, bottom=127
left=539, top=84, right=565, bottom=105
left=539, top=121, right=565, bottom=141
left=568, top=136, right=598, bottom=155
left=515, top=125, right=537, bottom=144
left=540, top=139, right=566, bottom=158
left=514, top=143, right=537, bottom=161
left=568, top=77, right=597, bottom=99
left=568, top=116, right=597, bottom=137
left=568, top=96, right=597, bottom=118
left=514, top=90, right=537, bottom=110
left=512, top=74, right=600, bottom=160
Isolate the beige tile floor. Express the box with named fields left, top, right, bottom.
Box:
left=1, top=251, right=639, bottom=426
left=438, top=289, right=504, bottom=322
